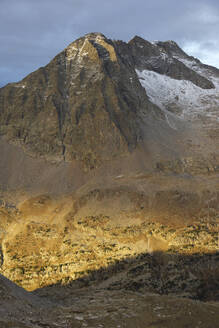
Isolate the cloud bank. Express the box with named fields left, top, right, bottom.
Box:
left=1, top=0, right=219, bottom=85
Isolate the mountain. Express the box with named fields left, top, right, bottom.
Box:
left=0, top=33, right=218, bottom=324
left=0, top=33, right=218, bottom=168
left=0, top=33, right=145, bottom=167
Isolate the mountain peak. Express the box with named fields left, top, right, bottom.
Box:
left=164, top=40, right=179, bottom=46
left=84, top=32, right=107, bottom=40
left=154, top=40, right=188, bottom=57
left=66, top=32, right=117, bottom=63
left=129, top=35, right=155, bottom=48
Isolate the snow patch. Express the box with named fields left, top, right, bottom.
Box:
left=66, top=45, right=78, bottom=60
left=145, top=53, right=173, bottom=66
left=13, top=84, right=26, bottom=89
left=136, top=69, right=219, bottom=122
left=151, top=41, right=159, bottom=45
left=173, top=56, right=219, bottom=82
left=78, top=39, right=89, bottom=58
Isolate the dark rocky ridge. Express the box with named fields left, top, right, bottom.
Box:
left=156, top=39, right=219, bottom=78
left=119, top=36, right=215, bottom=89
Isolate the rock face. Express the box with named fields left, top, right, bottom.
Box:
left=1, top=33, right=218, bottom=168
left=0, top=32, right=218, bottom=312
left=121, top=36, right=215, bottom=89
left=0, top=33, right=149, bottom=168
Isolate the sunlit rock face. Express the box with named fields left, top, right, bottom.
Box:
left=0, top=33, right=218, bottom=296
left=0, top=32, right=145, bottom=169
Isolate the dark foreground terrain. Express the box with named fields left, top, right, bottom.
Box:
left=1, top=251, right=219, bottom=328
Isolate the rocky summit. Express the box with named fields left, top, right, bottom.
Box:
left=0, top=33, right=218, bottom=327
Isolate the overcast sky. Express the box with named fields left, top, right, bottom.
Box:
left=1, top=0, right=219, bottom=86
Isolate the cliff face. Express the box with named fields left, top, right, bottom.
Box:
left=0, top=33, right=150, bottom=168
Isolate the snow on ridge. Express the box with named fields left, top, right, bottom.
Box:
left=136, top=69, right=219, bottom=123
left=13, top=84, right=26, bottom=89
left=150, top=41, right=159, bottom=45
left=172, top=55, right=219, bottom=84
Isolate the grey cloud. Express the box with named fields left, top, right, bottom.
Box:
left=1, top=0, right=219, bottom=85
left=183, top=39, right=219, bottom=68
